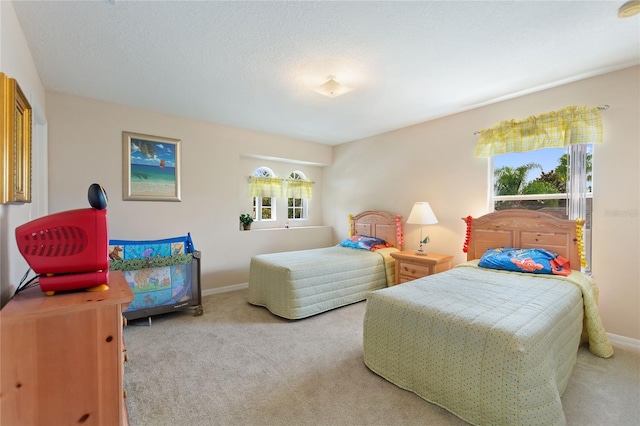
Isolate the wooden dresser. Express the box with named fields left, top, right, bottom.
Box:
left=0, top=271, right=133, bottom=426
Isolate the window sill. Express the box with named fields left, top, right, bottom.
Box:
left=240, top=225, right=329, bottom=232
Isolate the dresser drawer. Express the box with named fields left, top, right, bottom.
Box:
left=391, top=251, right=454, bottom=285
left=398, top=261, right=430, bottom=279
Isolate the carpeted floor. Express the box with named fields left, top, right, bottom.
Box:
left=123, top=289, right=640, bottom=426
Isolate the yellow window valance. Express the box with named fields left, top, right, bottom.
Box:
left=285, top=178, right=313, bottom=200
left=475, top=105, right=603, bottom=157
left=249, top=176, right=283, bottom=197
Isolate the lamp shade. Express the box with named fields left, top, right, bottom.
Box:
left=406, top=202, right=438, bottom=225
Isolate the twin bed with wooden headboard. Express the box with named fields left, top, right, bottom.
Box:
left=248, top=208, right=612, bottom=424
left=248, top=210, right=401, bottom=320
left=363, top=209, right=612, bottom=426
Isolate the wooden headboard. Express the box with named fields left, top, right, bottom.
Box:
left=465, top=209, right=580, bottom=270
left=350, top=210, right=402, bottom=250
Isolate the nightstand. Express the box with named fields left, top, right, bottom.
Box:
left=390, top=251, right=454, bottom=284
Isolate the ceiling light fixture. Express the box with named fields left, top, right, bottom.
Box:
left=618, top=0, right=640, bottom=17
left=313, top=75, right=353, bottom=98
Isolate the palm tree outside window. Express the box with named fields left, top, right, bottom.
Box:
left=491, top=145, right=594, bottom=272
left=479, top=105, right=603, bottom=273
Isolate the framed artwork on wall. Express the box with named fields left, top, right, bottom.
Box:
left=122, top=131, right=181, bottom=202
left=0, top=72, right=33, bottom=204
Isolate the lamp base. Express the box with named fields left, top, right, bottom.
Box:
left=414, top=249, right=428, bottom=256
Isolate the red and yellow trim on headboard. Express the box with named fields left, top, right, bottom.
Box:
left=395, top=215, right=404, bottom=247
left=575, top=218, right=588, bottom=268
left=348, top=214, right=354, bottom=237
left=462, top=215, right=472, bottom=253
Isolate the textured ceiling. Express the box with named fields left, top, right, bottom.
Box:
left=12, top=0, right=640, bottom=145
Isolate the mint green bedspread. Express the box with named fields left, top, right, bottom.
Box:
left=363, top=262, right=610, bottom=426
left=249, top=246, right=398, bottom=319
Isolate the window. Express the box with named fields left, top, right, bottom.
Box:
left=254, top=196, right=273, bottom=221
left=491, top=144, right=593, bottom=270
left=287, top=171, right=308, bottom=220
left=251, top=167, right=277, bottom=221
left=478, top=105, right=603, bottom=273
left=247, top=166, right=314, bottom=226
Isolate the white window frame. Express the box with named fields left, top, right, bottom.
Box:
left=252, top=167, right=276, bottom=222
left=287, top=171, right=308, bottom=221
left=489, top=145, right=593, bottom=272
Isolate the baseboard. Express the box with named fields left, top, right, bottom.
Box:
left=607, top=333, right=640, bottom=351
left=201, top=282, right=248, bottom=297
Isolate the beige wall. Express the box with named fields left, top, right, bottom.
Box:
left=323, top=66, right=640, bottom=341
left=45, top=92, right=333, bottom=291
left=2, top=0, right=638, bottom=341
left=0, top=0, right=48, bottom=307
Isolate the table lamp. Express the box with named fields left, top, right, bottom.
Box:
left=406, top=202, right=438, bottom=255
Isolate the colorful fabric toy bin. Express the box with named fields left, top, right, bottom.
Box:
left=109, top=233, right=203, bottom=321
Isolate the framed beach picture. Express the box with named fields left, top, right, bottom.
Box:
left=122, top=131, right=181, bottom=201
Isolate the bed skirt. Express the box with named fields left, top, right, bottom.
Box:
left=249, top=246, right=394, bottom=319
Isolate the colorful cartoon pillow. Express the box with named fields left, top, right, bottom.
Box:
left=478, top=247, right=571, bottom=276
left=339, top=235, right=389, bottom=251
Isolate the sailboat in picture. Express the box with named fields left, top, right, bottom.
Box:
left=159, top=159, right=165, bottom=168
